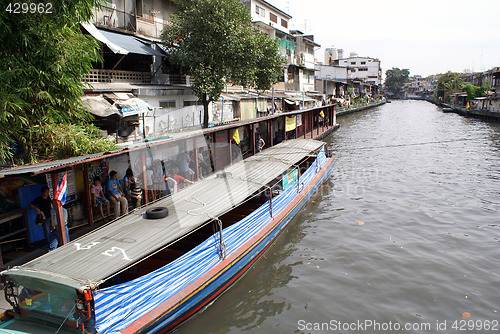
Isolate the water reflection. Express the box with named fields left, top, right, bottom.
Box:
left=177, top=101, right=500, bottom=334
left=176, top=200, right=321, bottom=334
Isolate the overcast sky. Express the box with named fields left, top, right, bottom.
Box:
left=270, top=0, right=500, bottom=78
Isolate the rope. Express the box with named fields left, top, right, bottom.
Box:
left=55, top=303, right=77, bottom=334
left=185, top=196, right=226, bottom=260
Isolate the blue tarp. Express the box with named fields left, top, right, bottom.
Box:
left=94, top=149, right=327, bottom=333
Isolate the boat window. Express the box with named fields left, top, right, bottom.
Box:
left=14, top=284, right=78, bottom=323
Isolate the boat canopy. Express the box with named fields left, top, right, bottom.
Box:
left=2, top=139, right=325, bottom=292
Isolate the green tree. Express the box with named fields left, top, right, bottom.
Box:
left=162, top=0, right=283, bottom=128
left=0, top=0, right=117, bottom=165
left=464, top=82, right=489, bottom=101
left=436, top=72, right=463, bottom=101
left=384, top=68, right=410, bottom=96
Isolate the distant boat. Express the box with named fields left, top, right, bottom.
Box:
left=1, top=139, right=334, bottom=334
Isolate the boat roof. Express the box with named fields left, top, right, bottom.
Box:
left=2, top=139, right=325, bottom=292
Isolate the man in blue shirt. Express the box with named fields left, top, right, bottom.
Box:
left=107, top=170, right=128, bottom=220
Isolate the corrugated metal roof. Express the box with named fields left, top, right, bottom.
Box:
left=3, top=139, right=325, bottom=291
left=0, top=149, right=126, bottom=178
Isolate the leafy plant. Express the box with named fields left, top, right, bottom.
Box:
left=0, top=0, right=117, bottom=165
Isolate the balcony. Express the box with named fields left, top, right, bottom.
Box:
left=82, top=69, right=151, bottom=84
left=92, top=5, right=136, bottom=33
left=91, top=6, right=168, bottom=39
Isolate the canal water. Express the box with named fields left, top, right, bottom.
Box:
left=177, top=100, right=500, bottom=333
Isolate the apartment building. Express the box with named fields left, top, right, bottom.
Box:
left=334, top=57, right=382, bottom=87
left=244, top=0, right=321, bottom=93
left=290, top=30, right=320, bottom=92
left=82, top=0, right=201, bottom=142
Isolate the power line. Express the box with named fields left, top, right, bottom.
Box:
left=331, top=138, right=481, bottom=151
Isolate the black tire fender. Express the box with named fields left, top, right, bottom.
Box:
left=145, top=207, right=169, bottom=219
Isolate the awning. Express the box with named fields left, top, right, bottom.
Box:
left=82, top=22, right=164, bottom=57
left=82, top=95, right=121, bottom=118
left=83, top=94, right=154, bottom=118
left=284, top=98, right=299, bottom=105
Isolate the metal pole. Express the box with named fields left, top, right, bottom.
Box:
left=251, top=124, right=256, bottom=155
left=228, top=130, right=232, bottom=166
left=142, top=113, right=146, bottom=139
left=193, top=137, right=199, bottom=181
left=221, top=98, right=224, bottom=124
left=272, top=85, right=275, bottom=114
left=269, top=186, right=273, bottom=218
left=141, top=150, right=148, bottom=205
left=83, top=163, right=93, bottom=226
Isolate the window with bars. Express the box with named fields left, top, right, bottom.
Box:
left=256, top=5, right=265, bottom=16
left=159, top=101, right=176, bottom=109
left=270, top=12, right=277, bottom=23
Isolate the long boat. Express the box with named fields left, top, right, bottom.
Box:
left=0, top=139, right=334, bottom=334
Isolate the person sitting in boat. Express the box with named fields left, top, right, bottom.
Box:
left=107, top=170, right=128, bottom=219
left=197, top=147, right=211, bottom=178
left=176, top=151, right=195, bottom=180
left=256, top=134, right=265, bottom=152
left=129, top=175, right=142, bottom=209
left=90, top=176, right=111, bottom=220
left=164, top=169, right=195, bottom=194
left=122, top=168, right=134, bottom=200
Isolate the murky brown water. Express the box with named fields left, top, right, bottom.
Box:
left=176, top=100, right=500, bottom=333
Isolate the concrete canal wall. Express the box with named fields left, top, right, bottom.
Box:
left=427, top=99, right=500, bottom=122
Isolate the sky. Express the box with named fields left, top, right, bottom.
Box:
left=269, top=0, right=500, bottom=78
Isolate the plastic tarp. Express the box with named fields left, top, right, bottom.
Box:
left=93, top=148, right=327, bottom=333
left=3, top=140, right=324, bottom=292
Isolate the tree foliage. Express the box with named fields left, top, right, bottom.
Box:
left=0, top=0, right=117, bottom=165
left=162, top=0, right=283, bottom=127
left=384, top=68, right=410, bottom=95
left=435, top=72, right=464, bottom=100
left=464, top=82, right=488, bottom=101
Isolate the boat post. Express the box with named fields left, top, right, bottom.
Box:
left=269, top=186, right=273, bottom=218
left=141, top=150, right=148, bottom=205
left=83, top=163, right=93, bottom=226
left=193, top=137, right=199, bottom=180
left=51, top=172, right=68, bottom=246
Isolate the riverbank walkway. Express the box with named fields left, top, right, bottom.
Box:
left=427, top=98, right=500, bottom=122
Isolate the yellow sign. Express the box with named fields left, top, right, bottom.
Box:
left=232, top=129, right=240, bottom=144
left=285, top=116, right=296, bottom=132
left=320, top=110, right=325, bottom=118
